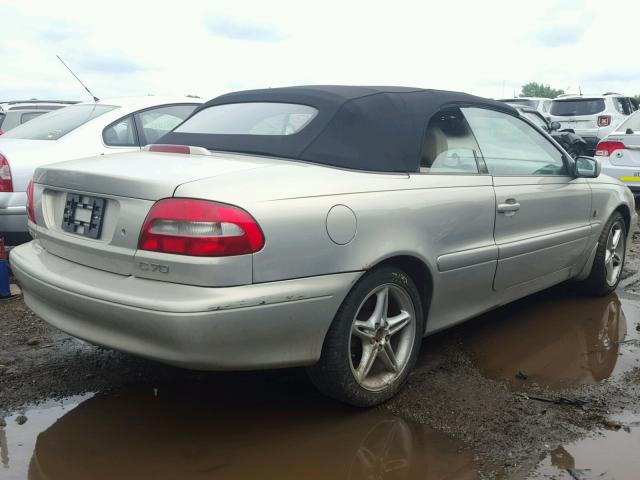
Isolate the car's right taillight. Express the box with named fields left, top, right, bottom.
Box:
left=26, top=180, right=36, bottom=224
left=595, top=141, right=626, bottom=157
left=0, top=154, right=13, bottom=192
left=138, top=198, right=265, bottom=257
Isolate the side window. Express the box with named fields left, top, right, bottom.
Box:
left=420, top=107, right=481, bottom=174
left=135, top=105, right=197, bottom=145
left=462, top=107, right=567, bottom=176
left=615, top=97, right=632, bottom=115
left=103, top=115, right=138, bottom=147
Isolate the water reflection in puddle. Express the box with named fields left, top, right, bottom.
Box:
left=0, top=383, right=479, bottom=480
left=532, top=411, right=640, bottom=479
left=463, top=290, right=640, bottom=389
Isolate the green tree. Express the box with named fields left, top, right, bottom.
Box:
left=520, top=82, right=565, bottom=99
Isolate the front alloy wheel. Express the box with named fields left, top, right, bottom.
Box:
left=581, top=211, right=627, bottom=296
left=308, top=266, right=424, bottom=407
left=604, top=220, right=625, bottom=287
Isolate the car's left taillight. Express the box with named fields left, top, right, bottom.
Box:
left=26, top=180, right=36, bottom=224
left=138, top=198, right=265, bottom=257
left=595, top=140, right=626, bottom=157
left=0, top=154, right=13, bottom=192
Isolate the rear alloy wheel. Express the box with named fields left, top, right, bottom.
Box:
left=581, top=212, right=626, bottom=296
left=308, top=267, right=424, bottom=407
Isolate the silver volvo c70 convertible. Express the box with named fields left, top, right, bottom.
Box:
left=10, top=86, right=637, bottom=406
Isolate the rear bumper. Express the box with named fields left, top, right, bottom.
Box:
left=601, top=164, right=640, bottom=194
left=10, top=241, right=361, bottom=370
left=0, top=192, right=29, bottom=243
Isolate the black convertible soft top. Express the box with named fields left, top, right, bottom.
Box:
left=160, top=85, right=516, bottom=173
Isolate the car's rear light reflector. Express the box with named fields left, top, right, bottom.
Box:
left=0, top=154, right=13, bottom=192
left=26, top=180, right=36, bottom=224
left=0, top=129, right=4, bottom=136
left=595, top=141, right=626, bottom=156
left=597, top=115, right=611, bottom=127
left=138, top=198, right=265, bottom=257
left=147, top=144, right=191, bottom=154
left=144, top=144, right=212, bottom=156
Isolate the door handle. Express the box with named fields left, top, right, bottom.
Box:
left=497, top=199, right=521, bottom=215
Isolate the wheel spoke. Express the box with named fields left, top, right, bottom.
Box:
left=387, top=311, right=411, bottom=337
left=356, top=344, right=378, bottom=381
left=353, top=320, right=375, bottom=340
left=605, top=259, right=615, bottom=280
left=379, top=343, right=399, bottom=373
left=368, top=287, right=389, bottom=326
left=605, top=250, right=612, bottom=265
left=611, top=228, right=622, bottom=249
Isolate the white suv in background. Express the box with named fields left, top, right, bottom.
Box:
left=549, top=93, right=637, bottom=154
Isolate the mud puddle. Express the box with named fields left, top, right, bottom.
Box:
left=0, top=379, right=481, bottom=480
left=531, top=410, right=640, bottom=479
left=462, top=289, right=640, bottom=390
left=457, top=288, right=640, bottom=479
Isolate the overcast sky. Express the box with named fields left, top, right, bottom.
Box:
left=2, top=0, right=639, bottom=102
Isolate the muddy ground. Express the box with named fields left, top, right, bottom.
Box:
left=2, top=217, right=640, bottom=479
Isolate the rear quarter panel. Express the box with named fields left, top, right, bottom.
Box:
left=176, top=168, right=499, bottom=334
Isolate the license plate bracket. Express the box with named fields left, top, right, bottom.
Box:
left=62, top=193, right=106, bottom=239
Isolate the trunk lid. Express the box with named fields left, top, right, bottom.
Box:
left=34, top=150, right=272, bottom=200
left=31, top=150, right=275, bottom=286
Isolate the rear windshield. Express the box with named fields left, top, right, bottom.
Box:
left=1, top=104, right=117, bottom=140
left=550, top=99, right=605, bottom=116
left=0, top=112, right=5, bottom=129
left=503, top=99, right=538, bottom=109
left=173, top=102, right=318, bottom=136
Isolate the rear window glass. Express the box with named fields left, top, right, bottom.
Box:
left=0, top=112, right=5, bottom=129
left=1, top=104, right=117, bottom=140
left=550, top=99, right=605, bottom=116
left=174, top=102, right=318, bottom=136
left=504, top=99, right=538, bottom=109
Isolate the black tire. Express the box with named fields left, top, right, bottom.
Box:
left=307, top=266, right=424, bottom=407
left=580, top=212, right=626, bottom=296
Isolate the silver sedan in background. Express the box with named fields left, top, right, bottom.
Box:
left=10, top=86, right=637, bottom=406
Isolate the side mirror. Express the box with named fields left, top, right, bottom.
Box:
left=574, top=156, right=601, bottom=178
left=549, top=121, right=561, bottom=131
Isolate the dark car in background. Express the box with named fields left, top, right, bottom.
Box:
left=0, top=100, right=79, bottom=135
left=512, top=104, right=589, bottom=158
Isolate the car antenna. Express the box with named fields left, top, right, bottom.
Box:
left=56, top=55, right=100, bottom=102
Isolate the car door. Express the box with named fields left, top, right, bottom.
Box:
left=462, top=107, right=592, bottom=297
left=411, top=106, right=499, bottom=332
